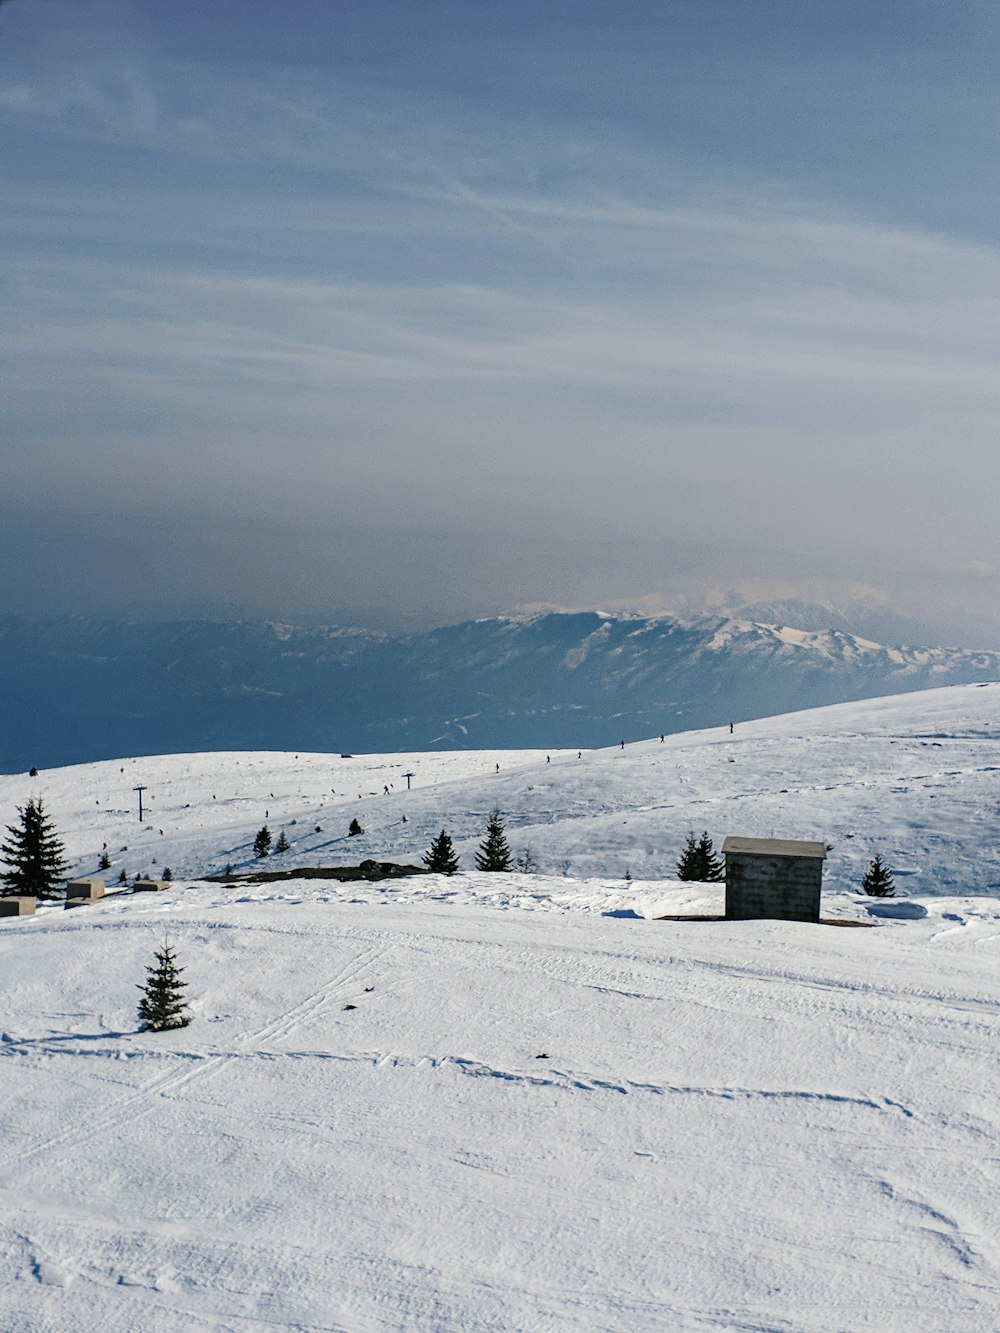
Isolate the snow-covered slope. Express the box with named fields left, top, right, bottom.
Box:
left=2, top=686, right=1000, bottom=1331
left=4, top=682, right=997, bottom=896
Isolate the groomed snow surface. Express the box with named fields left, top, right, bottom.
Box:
left=2, top=684, right=999, bottom=1331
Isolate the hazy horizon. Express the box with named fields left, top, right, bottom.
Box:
left=3, top=2, right=998, bottom=645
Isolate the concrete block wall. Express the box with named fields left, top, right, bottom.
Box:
left=133, top=879, right=170, bottom=893
left=65, top=879, right=105, bottom=901
left=0, top=896, right=36, bottom=917
left=725, top=854, right=823, bottom=923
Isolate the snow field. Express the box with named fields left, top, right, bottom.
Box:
left=1, top=683, right=999, bottom=1329
left=3, top=890, right=1000, bottom=1330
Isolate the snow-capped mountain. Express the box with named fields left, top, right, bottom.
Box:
left=1, top=610, right=998, bottom=771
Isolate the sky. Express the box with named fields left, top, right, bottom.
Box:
left=2, top=0, right=999, bottom=642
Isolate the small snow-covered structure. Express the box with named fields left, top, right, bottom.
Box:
left=0, top=896, right=35, bottom=918
left=722, top=837, right=826, bottom=923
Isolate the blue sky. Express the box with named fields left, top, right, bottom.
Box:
left=2, top=0, right=998, bottom=640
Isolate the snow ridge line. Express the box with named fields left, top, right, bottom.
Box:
left=0, top=1039, right=912, bottom=1118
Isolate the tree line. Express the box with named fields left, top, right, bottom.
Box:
left=2, top=796, right=896, bottom=898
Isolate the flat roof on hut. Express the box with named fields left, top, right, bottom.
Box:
left=722, top=837, right=826, bottom=860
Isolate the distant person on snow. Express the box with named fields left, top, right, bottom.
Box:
left=729, top=722, right=734, bottom=734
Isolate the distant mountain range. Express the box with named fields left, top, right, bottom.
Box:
left=2, top=610, right=998, bottom=772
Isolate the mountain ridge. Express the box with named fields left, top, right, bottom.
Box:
left=2, top=609, right=998, bottom=772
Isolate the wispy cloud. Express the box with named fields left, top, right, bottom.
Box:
left=1, top=5, right=998, bottom=630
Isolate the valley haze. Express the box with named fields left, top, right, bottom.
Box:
left=2, top=608, right=999, bottom=775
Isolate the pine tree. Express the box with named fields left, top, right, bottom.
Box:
left=861, top=854, right=895, bottom=897
left=696, top=831, right=725, bottom=882
left=1, top=796, right=68, bottom=898
left=253, top=825, right=272, bottom=858
left=137, top=940, right=190, bottom=1032
left=275, top=829, right=290, bottom=853
left=98, top=850, right=111, bottom=870
left=348, top=817, right=363, bottom=837
left=676, top=831, right=701, bottom=880
left=423, top=829, right=459, bottom=875
left=475, top=808, right=512, bottom=872
left=676, top=830, right=724, bottom=882
left=515, top=847, right=537, bottom=873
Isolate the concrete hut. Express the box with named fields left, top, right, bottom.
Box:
left=722, top=837, right=826, bottom=923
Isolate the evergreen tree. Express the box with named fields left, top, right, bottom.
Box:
left=98, top=849, right=111, bottom=870
left=118, top=869, right=128, bottom=884
left=348, top=817, right=363, bottom=837
left=696, top=831, right=725, bottom=882
left=676, top=830, right=724, bottom=882
left=861, top=854, right=895, bottom=897
left=253, top=825, right=272, bottom=858
left=475, top=807, right=512, bottom=872
left=676, top=831, right=701, bottom=880
left=1, top=796, right=68, bottom=898
left=137, top=940, right=190, bottom=1032
left=515, top=847, right=537, bottom=873
left=163, top=867, right=173, bottom=881
left=275, top=829, right=290, bottom=853
left=423, top=829, right=459, bottom=875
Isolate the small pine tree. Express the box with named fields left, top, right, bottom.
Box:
left=348, top=817, right=363, bottom=837
left=676, top=831, right=724, bottom=882
left=118, top=869, right=128, bottom=884
left=696, top=831, right=725, bottom=882
left=475, top=807, right=512, bottom=872
left=275, top=829, right=290, bottom=853
left=515, top=847, right=537, bottom=873
left=137, top=939, right=190, bottom=1032
left=98, top=849, right=111, bottom=870
left=676, top=831, right=701, bottom=880
left=423, top=829, right=459, bottom=875
left=861, top=854, right=895, bottom=897
left=163, top=867, right=173, bottom=882
left=1, top=796, right=68, bottom=899
left=253, top=825, right=272, bottom=858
